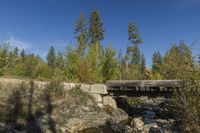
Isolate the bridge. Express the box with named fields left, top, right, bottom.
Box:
left=106, top=80, right=180, bottom=98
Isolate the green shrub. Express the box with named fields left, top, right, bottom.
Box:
left=46, top=78, right=64, bottom=98
left=172, top=64, right=200, bottom=132
left=126, top=97, right=138, bottom=106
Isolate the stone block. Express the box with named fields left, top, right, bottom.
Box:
left=80, top=84, right=108, bottom=94
left=102, top=96, right=117, bottom=108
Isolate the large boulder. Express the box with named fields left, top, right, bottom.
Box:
left=131, top=117, right=144, bottom=131
left=80, top=84, right=108, bottom=94
left=102, top=96, right=117, bottom=108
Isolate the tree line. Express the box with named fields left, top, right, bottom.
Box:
left=0, top=10, right=194, bottom=83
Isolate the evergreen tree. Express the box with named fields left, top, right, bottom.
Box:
left=152, top=51, right=163, bottom=74
left=75, top=12, right=87, bottom=35
left=47, top=46, right=56, bottom=74
left=56, top=51, right=65, bottom=70
left=118, top=49, right=123, bottom=64
left=89, top=10, right=104, bottom=43
left=127, top=21, right=142, bottom=65
left=128, top=22, right=142, bottom=45
left=0, top=44, right=9, bottom=75
left=132, top=44, right=140, bottom=65
left=20, top=49, right=26, bottom=61
left=140, top=53, right=146, bottom=74
left=117, top=49, right=123, bottom=80
left=65, top=46, right=80, bottom=81
left=75, top=11, right=88, bottom=57
left=13, top=47, right=19, bottom=57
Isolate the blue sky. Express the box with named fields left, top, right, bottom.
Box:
left=0, top=0, right=200, bottom=67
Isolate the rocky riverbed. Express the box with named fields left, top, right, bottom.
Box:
left=112, top=97, right=180, bottom=133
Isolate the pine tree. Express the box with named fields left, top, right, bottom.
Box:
left=13, top=47, right=19, bottom=57
left=75, top=11, right=87, bottom=36
left=89, top=10, right=104, bottom=43
left=128, top=22, right=142, bottom=45
left=20, top=49, right=26, bottom=61
left=132, top=44, right=140, bottom=65
left=75, top=11, right=88, bottom=57
left=47, top=46, right=56, bottom=75
left=140, top=53, right=146, bottom=74
left=56, top=51, right=65, bottom=70
left=127, top=21, right=142, bottom=65
left=117, top=49, right=123, bottom=80
left=152, top=51, right=162, bottom=74
left=0, top=44, right=9, bottom=75
left=118, top=49, right=123, bottom=64
left=65, top=45, right=80, bottom=81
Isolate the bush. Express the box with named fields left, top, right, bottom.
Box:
left=126, top=97, right=138, bottom=106
left=46, top=78, right=64, bottom=99
left=172, top=64, right=200, bottom=132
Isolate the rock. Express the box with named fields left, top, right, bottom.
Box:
left=60, top=127, right=69, bottom=133
left=64, top=118, right=88, bottom=132
left=143, top=123, right=158, bottom=132
left=149, top=127, right=162, bottom=133
left=131, top=117, right=144, bottom=131
left=110, top=123, right=122, bottom=132
left=155, top=119, right=170, bottom=125
left=124, top=125, right=134, bottom=133
left=0, top=122, right=5, bottom=127
left=102, top=96, right=117, bottom=108
left=80, top=84, right=108, bottom=94
left=43, top=129, right=52, bottom=133
left=0, top=122, right=6, bottom=133
left=168, top=119, right=175, bottom=124
left=97, top=103, right=104, bottom=108
left=90, top=94, right=102, bottom=103
left=110, top=108, right=129, bottom=122
left=64, top=116, right=109, bottom=132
